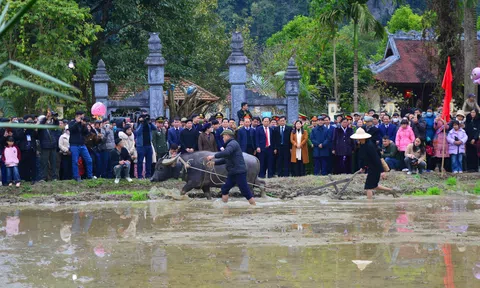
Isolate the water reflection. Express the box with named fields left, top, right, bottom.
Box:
left=0, top=197, right=477, bottom=287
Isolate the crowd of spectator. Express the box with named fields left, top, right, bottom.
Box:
left=0, top=99, right=479, bottom=187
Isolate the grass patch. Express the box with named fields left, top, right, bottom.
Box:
left=472, top=181, right=480, bottom=195
left=104, top=190, right=149, bottom=201
left=62, top=192, right=78, bottom=196
left=21, top=193, right=47, bottom=199
left=411, top=187, right=442, bottom=196
left=85, top=178, right=108, bottom=188
left=131, top=192, right=148, bottom=201
left=446, top=177, right=457, bottom=186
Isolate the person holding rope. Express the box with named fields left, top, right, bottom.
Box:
left=206, top=129, right=256, bottom=205
left=351, top=128, right=395, bottom=199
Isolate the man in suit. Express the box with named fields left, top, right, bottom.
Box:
left=167, top=117, right=183, bottom=150
left=379, top=114, right=397, bottom=142
left=311, top=117, right=331, bottom=175
left=191, top=114, right=202, bottom=132
left=256, top=117, right=274, bottom=178
left=237, top=117, right=256, bottom=155
left=364, top=116, right=381, bottom=147
left=323, top=116, right=335, bottom=174
left=180, top=119, right=199, bottom=153
left=215, top=118, right=230, bottom=151
left=273, top=116, right=292, bottom=177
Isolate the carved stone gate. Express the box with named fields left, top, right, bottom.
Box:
left=92, top=32, right=300, bottom=123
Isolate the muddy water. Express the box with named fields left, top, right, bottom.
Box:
left=1, top=196, right=480, bottom=287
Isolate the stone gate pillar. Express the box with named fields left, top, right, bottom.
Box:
left=284, top=58, right=300, bottom=125
left=92, top=59, right=110, bottom=118
left=145, top=32, right=166, bottom=118
left=227, top=32, right=249, bottom=122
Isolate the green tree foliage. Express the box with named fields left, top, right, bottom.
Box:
left=261, top=15, right=378, bottom=115
left=1, top=0, right=98, bottom=117
left=387, top=5, right=423, bottom=33
left=81, top=0, right=230, bottom=100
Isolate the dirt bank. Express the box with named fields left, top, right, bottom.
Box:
left=0, top=172, right=478, bottom=204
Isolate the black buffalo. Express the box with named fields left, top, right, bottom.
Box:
left=151, top=151, right=265, bottom=199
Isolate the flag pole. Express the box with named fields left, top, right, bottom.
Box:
left=441, top=118, right=446, bottom=178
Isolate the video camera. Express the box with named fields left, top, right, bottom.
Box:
left=138, top=114, right=150, bottom=123
left=51, top=111, right=59, bottom=118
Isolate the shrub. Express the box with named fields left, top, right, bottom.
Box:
left=131, top=192, right=148, bottom=201
left=411, top=187, right=442, bottom=196
left=426, top=187, right=442, bottom=195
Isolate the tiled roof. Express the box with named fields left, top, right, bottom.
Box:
left=373, top=39, right=437, bottom=84
left=110, top=78, right=219, bottom=102
left=164, top=77, right=219, bottom=102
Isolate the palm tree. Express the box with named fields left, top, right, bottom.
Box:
left=349, top=1, right=385, bottom=112
left=314, top=0, right=385, bottom=112
left=317, top=1, right=345, bottom=105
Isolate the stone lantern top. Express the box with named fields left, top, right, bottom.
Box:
left=145, top=32, right=166, bottom=66
left=92, top=59, right=110, bottom=82
left=284, top=57, right=301, bottom=81
left=226, top=32, right=249, bottom=65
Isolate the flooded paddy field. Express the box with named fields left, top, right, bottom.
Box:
left=1, top=195, right=480, bottom=287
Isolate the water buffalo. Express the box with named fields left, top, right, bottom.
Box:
left=151, top=151, right=265, bottom=199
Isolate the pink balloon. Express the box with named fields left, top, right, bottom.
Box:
left=91, top=102, right=106, bottom=116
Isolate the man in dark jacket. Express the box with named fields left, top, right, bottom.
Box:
left=38, top=112, right=60, bottom=181
left=215, top=118, right=230, bottom=150
left=237, top=102, right=253, bottom=124
left=110, top=138, right=133, bottom=184
left=167, top=117, right=183, bottom=149
left=364, top=116, right=381, bottom=147
left=411, top=114, right=427, bottom=140
left=273, top=116, right=292, bottom=177
left=180, top=119, right=199, bottom=153
left=134, top=114, right=156, bottom=179
left=310, top=117, right=331, bottom=175
left=206, top=129, right=255, bottom=205
left=15, top=115, right=38, bottom=184
left=237, top=117, right=255, bottom=155
left=69, top=111, right=93, bottom=182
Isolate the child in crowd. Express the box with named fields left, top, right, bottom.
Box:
left=2, top=137, right=21, bottom=187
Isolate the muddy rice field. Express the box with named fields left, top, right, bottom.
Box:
left=0, top=172, right=479, bottom=287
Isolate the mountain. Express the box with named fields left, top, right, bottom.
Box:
left=368, top=0, right=427, bottom=25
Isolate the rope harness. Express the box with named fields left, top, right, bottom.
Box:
left=176, top=155, right=267, bottom=190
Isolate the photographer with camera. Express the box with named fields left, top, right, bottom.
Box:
left=99, top=119, right=115, bottom=178
left=404, top=137, right=427, bottom=175
left=69, top=111, right=93, bottom=182
left=38, top=111, right=60, bottom=182
left=134, top=113, right=156, bottom=179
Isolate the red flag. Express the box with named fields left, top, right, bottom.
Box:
left=441, top=57, right=453, bottom=122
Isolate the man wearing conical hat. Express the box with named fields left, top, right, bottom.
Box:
left=351, top=128, right=397, bottom=199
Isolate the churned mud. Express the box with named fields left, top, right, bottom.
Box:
left=0, top=172, right=478, bottom=204
left=1, top=196, right=480, bottom=287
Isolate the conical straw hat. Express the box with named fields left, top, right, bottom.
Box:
left=352, top=260, right=372, bottom=271
left=350, top=127, right=372, bottom=140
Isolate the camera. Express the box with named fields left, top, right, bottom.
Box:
left=51, top=111, right=58, bottom=118
left=144, top=114, right=150, bottom=122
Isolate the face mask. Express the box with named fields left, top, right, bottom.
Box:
left=392, top=118, right=399, bottom=123
left=113, top=127, right=117, bottom=132
left=457, top=119, right=464, bottom=124
left=426, top=112, right=433, bottom=117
